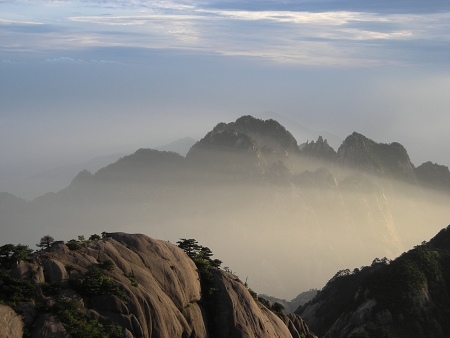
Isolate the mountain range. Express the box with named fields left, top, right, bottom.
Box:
left=1, top=115, right=450, bottom=299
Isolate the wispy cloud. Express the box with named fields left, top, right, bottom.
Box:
left=0, top=18, right=42, bottom=25
left=44, top=57, right=122, bottom=64
left=1, top=1, right=450, bottom=66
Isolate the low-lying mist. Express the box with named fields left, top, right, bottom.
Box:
left=2, top=151, right=449, bottom=300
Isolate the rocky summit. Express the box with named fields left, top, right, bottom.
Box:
left=0, top=232, right=315, bottom=338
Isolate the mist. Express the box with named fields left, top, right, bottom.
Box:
left=2, top=142, right=450, bottom=300
left=2, top=0, right=450, bottom=301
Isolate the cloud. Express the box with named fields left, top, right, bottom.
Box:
left=44, top=57, right=87, bottom=64
left=2, top=0, right=450, bottom=66
left=43, top=57, right=122, bottom=65
left=0, top=18, right=42, bottom=25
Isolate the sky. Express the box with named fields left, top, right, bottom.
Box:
left=1, top=0, right=450, bottom=198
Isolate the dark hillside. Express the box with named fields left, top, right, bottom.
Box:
left=297, top=225, right=450, bottom=338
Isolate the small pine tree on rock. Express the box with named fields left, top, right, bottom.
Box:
left=37, top=235, right=55, bottom=249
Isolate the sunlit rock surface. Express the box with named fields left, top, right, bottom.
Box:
left=3, top=233, right=314, bottom=337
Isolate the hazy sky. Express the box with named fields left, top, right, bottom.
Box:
left=1, top=0, right=450, bottom=194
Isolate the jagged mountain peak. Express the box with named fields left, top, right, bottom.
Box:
left=207, top=115, right=299, bottom=154
left=415, top=161, right=450, bottom=191
left=337, top=132, right=415, bottom=180
left=300, top=135, right=337, bottom=161
left=185, top=115, right=301, bottom=177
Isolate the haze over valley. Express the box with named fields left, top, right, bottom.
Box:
left=2, top=115, right=450, bottom=300
left=1, top=1, right=450, bottom=336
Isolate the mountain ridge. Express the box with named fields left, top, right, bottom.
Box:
left=1, top=115, right=450, bottom=299
left=296, top=225, right=450, bottom=338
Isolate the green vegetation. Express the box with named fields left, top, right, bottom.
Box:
left=66, top=239, right=84, bottom=251
left=0, top=235, right=126, bottom=337
left=0, top=243, right=33, bottom=269
left=54, top=299, right=122, bottom=338
left=98, top=259, right=115, bottom=271
left=300, top=225, right=450, bottom=338
left=66, top=234, right=104, bottom=251
left=271, top=302, right=286, bottom=319
left=36, top=235, right=55, bottom=249
left=89, top=234, right=101, bottom=241
left=177, top=238, right=221, bottom=299
left=248, top=288, right=258, bottom=301
left=124, top=272, right=138, bottom=287
left=41, top=281, right=62, bottom=297
left=65, top=264, right=76, bottom=274
left=70, top=267, right=127, bottom=302
left=177, top=238, right=225, bottom=336
left=0, top=270, right=36, bottom=305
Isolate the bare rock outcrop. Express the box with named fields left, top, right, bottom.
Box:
left=0, top=304, right=24, bottom=338
left=1, top=232, right=315, bottom=338
left=336, top=132, right=416, bottom=181
left=210, top=270, right=293, bottom=338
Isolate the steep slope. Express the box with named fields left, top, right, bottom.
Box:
left=0, top=233, right=314, bottom=338
left=186, top=115, right=299, bottom=177
left=296, top=225, right=450, bottom=338
left=336, top=132, right=415, bottom=181
left=300, top=136, right=337, bottom=161
left=155, top=137, right=197, bottom=156
left=186, top=127, right=266, bottom=178
left=415, top=161, right=450, bottom=193
left=219, top=115, right=300, bottom=154
left=259, top=289, right=318, bottom=314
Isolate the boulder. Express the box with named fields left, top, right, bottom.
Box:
left=0, top=304, right=23, bottom=338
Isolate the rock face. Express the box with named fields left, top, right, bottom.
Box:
left=186, top=127, right=266, bottom=177
left=1, top=233, right=314, bottom=338
left=336, top=132, right=416, bottom=181
left=300, top=136, right=336, bottom=161
left=0, top=304, right=24, bottom=338
left=186, top=115, right=299, bottom=177
left=415, top=161, right=450, bottom=192
left=296, top=225, right=450, bottom=338
left=210, top=270, right=293, bottom=338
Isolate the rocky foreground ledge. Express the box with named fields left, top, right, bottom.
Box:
left=0, top=232, right=316, bottom=338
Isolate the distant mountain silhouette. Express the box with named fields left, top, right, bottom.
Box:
left=155, top=137, right=197, bottom=156
left=259, top=289, right=318, bottom=314
left=1, top=115, right=450, bottom=299
left=257, top=111, right=343, bottom=149
left=0, top=153, right=125, bottom=200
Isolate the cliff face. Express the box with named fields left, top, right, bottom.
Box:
left=1, top=233, right=313, bottom=338
left=300, top=136, right=336, bottom=161
left=415, top=161, right=450, bottom=192
left=336, top=132, right=416, bottom=181
left=185, top=115, right=299, bottom=177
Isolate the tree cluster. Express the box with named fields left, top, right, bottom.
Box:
left=0, top=243, right=33, bottom=269
left=70, top=267, right=127, bottom=301
left=176, top=238, right=222, bottom=268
